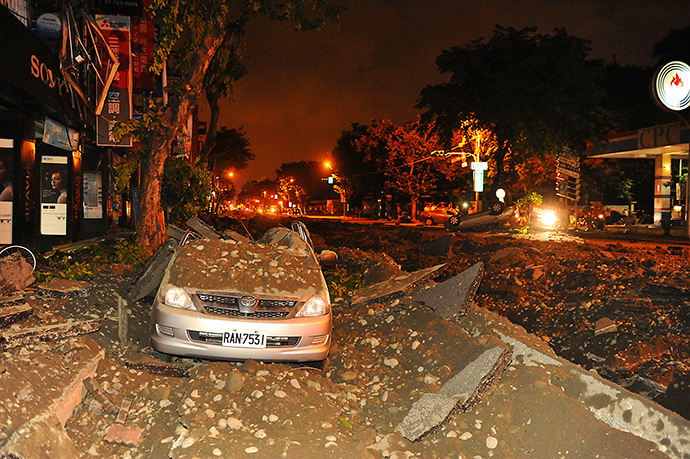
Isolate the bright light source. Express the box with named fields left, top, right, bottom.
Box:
left=540, top=211, right=558, bottom=228
left=495, top=188, right=506, bottom=202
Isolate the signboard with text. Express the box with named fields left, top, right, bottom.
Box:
left=96, top=15, right=133, bottom=147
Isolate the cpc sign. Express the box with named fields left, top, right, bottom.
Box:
left=654, top=61, right=690, bottom=111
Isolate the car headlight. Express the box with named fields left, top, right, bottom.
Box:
left=159, top=284, right=195, bottom=310
left=295, top=295, right=330, bottom=317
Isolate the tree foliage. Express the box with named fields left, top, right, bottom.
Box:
left=417, top=25, right=609, bottom=196
left=115, top=0, right=342, bottom=253
left=162, top=157, right=213, bottom=224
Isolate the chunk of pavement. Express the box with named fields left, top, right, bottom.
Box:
left=594, top=317, right=617, bottom=336
left=35, top=278, right=91, bottom=298
left=349, top=264, right=446, bottom=307
left=1, top=413, right=80, bottom=458
left=0, top=319, right=101, bottom=350
left=125, top=238, right=178, bottom=301
left=0, top=303, right=33, bottom=328
left=412, top=262, right=484, bottom=318
left=436, top=346, right=512, bottom=411
left=398, top=346, right=512, bottom=441
left=104, top=423, right=145, bottom=446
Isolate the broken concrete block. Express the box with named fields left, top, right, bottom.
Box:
left=398, top=346, right=512, bottom=441
left=35, top=278, right=91, bottom=297
left=412, top=262, right=484, bottom=318
left=437, top=346, right=512, bottom=411
left=0, top=303, right=32, bottom=328
left=125, top=238, right=178, bottom=301
left=594, top=317, right=617, bottom=336
left=1, top=413, right=80, bottom=458
left=396, top=393, right=458, bottom=441
left=83, top=377, right=119, bottom=415
left=349, top=264, right=446, bottom=307
left=116, top=398, right=133, bottom=424
left=104, top=423, right=144, bottom=446
left=0, top=319, right=101, bottom=350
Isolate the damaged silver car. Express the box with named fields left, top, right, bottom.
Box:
left=150, top=221, right=337, bottom=363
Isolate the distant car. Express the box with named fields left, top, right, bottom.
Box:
left=418, top=206, right=462, bottom=226
left=150, top=221, right=337, bottom=363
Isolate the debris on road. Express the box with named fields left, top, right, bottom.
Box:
left=412, top=261, right=484, bottom=318
left=398, top=346, right=512, bottom=441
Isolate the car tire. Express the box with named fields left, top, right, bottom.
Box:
left=447, top=214, right=461, bottom=227
left=489, top=201, right=505, bottom=215
left=424, top=217, right=434, bottom=226
left=151, top=348, right=172, bottom=363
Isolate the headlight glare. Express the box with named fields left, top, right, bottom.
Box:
left=160, top=284, right=195, bottom=310
left=295, top=295, right=330, bottom=317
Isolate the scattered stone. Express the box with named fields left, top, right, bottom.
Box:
left=486, top=436, right=498, bottom=449
left=226, top=369, right=245, bottom=392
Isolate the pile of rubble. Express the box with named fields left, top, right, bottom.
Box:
left=1, top=223, right=689, bottom=458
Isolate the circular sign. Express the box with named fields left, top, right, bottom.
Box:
left=36, top=13, right=62, bottom=38
left=654, top=61, right=690, bottom=111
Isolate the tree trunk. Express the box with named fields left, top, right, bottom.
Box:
left=134, top=13, right=230, bottom=254
left=200, top=87, right=221, bottom=164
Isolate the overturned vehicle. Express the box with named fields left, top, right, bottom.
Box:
left=444, top=202, right=517, bottom=232
left=138, top=220, right=338, bottom=363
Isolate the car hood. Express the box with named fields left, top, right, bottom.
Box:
left=164, top=237, right=326, bottom=300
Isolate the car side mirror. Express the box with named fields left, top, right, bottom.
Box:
left=319, top=250, right=338, bottom=267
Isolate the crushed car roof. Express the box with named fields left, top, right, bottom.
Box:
left=166, top=231, right=324, bottom=298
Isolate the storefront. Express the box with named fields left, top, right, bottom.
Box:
left=588, top=122, right=689, bottom=226
left=0, top=5, right=110, bottom=252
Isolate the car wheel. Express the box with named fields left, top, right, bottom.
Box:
left=447, top=214, right=461, bottom=227
left=489, top=201, right=505, bottom=215
left=424, top=217, right=434, bottom=226
left=150, top=348, right=172, bottom=363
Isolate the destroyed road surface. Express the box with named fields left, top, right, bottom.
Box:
left=1, top=217, right=689, bottom=458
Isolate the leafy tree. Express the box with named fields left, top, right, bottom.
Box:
left=417, top=25, right=608, bottom=197
left=114, top=0, right=342, bottom=253
left=330, top=122, right=386, bottom=204
left=162, top=157, right=213, bottom=224
left=355, top=118, right=448, bottom=220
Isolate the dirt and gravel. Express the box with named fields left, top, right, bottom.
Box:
left=1, top=218, right=689, bottom=458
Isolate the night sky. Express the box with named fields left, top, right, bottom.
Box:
left=196, top=0, right=690, bottom=188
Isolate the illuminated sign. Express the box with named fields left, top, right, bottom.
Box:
left=654, top=61, right=690, bottom=111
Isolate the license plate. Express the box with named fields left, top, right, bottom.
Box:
left=222, top=330, right=266, bottom=348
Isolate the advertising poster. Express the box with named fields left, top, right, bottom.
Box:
left=40, top=155, right=68, bottom=235
left=96, top=15, right=132, bottom=147
left=0, top=139, right=13, bottom=244
left=83, top=171, right=103, bottom=219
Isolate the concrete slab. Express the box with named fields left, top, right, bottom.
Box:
left=412, top=261, right=484, bottom=318
left=398, top=346, right=512, bottom=441
left=349, top=263, right=446, bottom=307
left=0, top=335, right=104, bottom=455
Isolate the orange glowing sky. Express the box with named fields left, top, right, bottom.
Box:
left=196, top=0, right=690, bottom=189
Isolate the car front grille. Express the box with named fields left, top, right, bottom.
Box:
left=196, top=293, right=296, bottom=318
left=187, top=330, right=300, bottom=347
